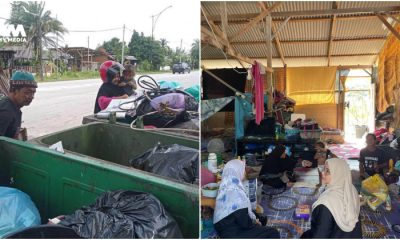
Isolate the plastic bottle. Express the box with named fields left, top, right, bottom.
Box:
left=389, top=159, right=393, bottom=173
left=238, top=156, right=241, bottom=160
left=386, top=196, right=392, bottom=210
left=208, top=153, right=218, bottom=173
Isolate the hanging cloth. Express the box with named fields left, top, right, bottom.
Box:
left=251, top=62, right=264, bottom=125
left=201, top=97, right=235, bottom=122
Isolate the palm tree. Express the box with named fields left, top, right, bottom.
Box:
left=191, top=39, right=199, bottom=68
left=6, top=1, right=68, bottom=78
left=160, top=38, right=169, bottom=54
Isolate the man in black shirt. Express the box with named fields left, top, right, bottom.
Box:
left=0, top=71, right=37, bottom=139
left=359, top=133, right=388, bottom=180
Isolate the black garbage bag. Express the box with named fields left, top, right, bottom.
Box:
left=184, top=95, right=199, bottom=111
left=129, top=142, right=199, bottom=184
left=59, top=190, right=183, bottom=239
left=141, top=110, right=190, bottom=128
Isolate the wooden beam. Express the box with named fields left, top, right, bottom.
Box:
left=228, top=2, right=283, bottom=42
left=201, top=11, right=400, bottom=22
left=362, top=68, right=372, bottom=76
left=228, top=38, right=386, bottom=45
left=384, top=12, right=400, bottom=25
left=201, top=27, right=274, bottom=72
left=258, top=1, right=285, bottom=65
left=328, top=2, right=338, bottom=66
left=220, top=2, right=229, bottom=42
left=236, top=58, right=249, bottom=68
left=375, top=12, right=400, bottom=42
left=201, top=65, right=252, bottom=102
left=201, top=54, right=378, bottom=60
left=201, top=8, right=223, bottom=38
left=266, top=13, right=274, bottom=116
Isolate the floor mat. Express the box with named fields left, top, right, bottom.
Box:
left=329, top=143, right=361, bottom=159
left=206, top=186, right=400, bottom=239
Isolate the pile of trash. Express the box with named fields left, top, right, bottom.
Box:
left=129, top=142, right=199, bottom=184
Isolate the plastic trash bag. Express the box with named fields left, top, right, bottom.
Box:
left=158, top=81, right=181, bottom=89
left=140, top=110, right=190, bottom=128
left=150, top=93, right=186, bottom=110
left=59, top=190, right=183, bottom=239
left=185, top=95, right=199, bottom=111
left=4, top=225, right=81, bottom=239
left=361, top=174, right=389, bottom=201
left=0, top=187, right=41, bottom=238
left=129, top=142, right=199, bottom=184
left=185, top=85, right=200, bottom=101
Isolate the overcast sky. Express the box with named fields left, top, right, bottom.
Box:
left=0, top=0, right=200, bottom=51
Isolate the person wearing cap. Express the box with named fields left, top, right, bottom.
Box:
left=0, top=70, right=37, bottom=139
left=94, top=61, right=128, bottom=114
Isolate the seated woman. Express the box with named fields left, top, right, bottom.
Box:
left=259, top=145, right=312, bottom=189
left=301, top=158, right=362, bottom=239
left=94, top=61, right=128, bottom=114
left=214, top=160, right=279, bottom=239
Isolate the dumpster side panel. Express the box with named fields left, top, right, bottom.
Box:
left=38, top=123, right=199, bottom=167
left=0, top=139, right=199, bottom=239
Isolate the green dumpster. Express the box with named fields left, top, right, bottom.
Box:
left=1, top=123, right=199, bottom=238
left=82, top=114, right=199, bottom=140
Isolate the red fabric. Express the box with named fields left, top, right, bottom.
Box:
left=294, top=118, right=302, bottom=125
left=251, top=62, right=264, bottom=125
left=98, top=96, right=119, bottom=110
left=374, top=128, right=389, bottom=142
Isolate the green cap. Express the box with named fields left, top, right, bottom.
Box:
left=10, top=70, right=37, bottom=88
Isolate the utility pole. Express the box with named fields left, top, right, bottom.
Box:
left=121, top=24, right=125, bottom=65
left=38, top=15, right=43, bottom=81
left=180, top=39, right=182, bottom=62
left=88, top=36, right=90, bottom=71
left=56, top=14, right=58, bottom=79
left=150, top=6, right=172, bottom=71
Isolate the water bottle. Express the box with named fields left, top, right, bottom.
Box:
left=386, top=196, right=392, bottom=211
left=208, top=153, right=217, bottom=173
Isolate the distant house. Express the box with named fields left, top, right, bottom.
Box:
left=124, top=56, right=140, bottom=66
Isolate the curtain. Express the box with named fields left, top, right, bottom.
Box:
left=376, top=24, right=400, bottom=113
left=286, top=67, right=337, bottom=108
left=201, top=97, right=235, bottom=122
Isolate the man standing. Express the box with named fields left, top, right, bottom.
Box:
left=359, top=133, right=388, bottom=180
left=0, top=71, right=37, bottom=139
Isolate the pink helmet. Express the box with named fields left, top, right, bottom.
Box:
left=99, top=60, right=125, bottom=83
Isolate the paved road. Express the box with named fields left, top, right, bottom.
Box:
left=22, top=71, right=199, bottom=139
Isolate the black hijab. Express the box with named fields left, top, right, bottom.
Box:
left=94, top=65, right=125, bottom=113
left=260, top=145, right=294, bottom=176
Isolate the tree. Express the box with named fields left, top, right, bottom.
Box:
left=190, top=39, right=199, bottom=69
left=6, top=1, right=68, bottom=77
left=101, top=37, right=129, bottom=64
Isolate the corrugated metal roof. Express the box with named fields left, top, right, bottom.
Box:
left=274, top=21, right=331, bottom=41
left=281, top=43, right=328, bottom=56
left=201, top=59, right=247, bottom=69
left=329, top=56, right=378, bottom=66
left=201, top=1, right=396, bottom=67
left=201, top=45, right=231, bottom=59
left=232, top=44, right=279, bottom=57
left=335, top=19, right=391, bottom=39
left=254, top=58, right=284, bottom=68
left=332, top=41, right=385, bottom=55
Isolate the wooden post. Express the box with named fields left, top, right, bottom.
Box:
left=337, top=69, right=341, bottom=129
left=266, top=14, right=273, bottom=117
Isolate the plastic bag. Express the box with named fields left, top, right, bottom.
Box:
left=184, top=95, right=199, bottom=111
left=396, top=160, right=400, bottom=172
left=141, top=110, right=190, bottom=128
left=150, top=93, right=186, bottom=110
left=158, top=81, right=181, bottom=89
left=361, top=174, right=389, bottom=201
left=185, top=85, right=200, bottom=101
left=0, top=187, right=41, bottom=238
left=59, top=190, right=182, bottom=239
left=129, top=142, right=199, bottom=184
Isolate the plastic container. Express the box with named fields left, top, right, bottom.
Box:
left=208, top=153, right=218, bottom=173
left=355, top=125, right=368, bottom=139
left=386, top=196, right=392, bottom=211
left=202, top=183, right=220, bottom=198
left=300, top=127, right=323, bottom=139
left=285, top=129, right=300, bottom=136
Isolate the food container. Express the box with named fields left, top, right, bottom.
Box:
left=202, top=183, right=220, bottom=198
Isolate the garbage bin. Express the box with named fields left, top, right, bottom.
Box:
left=4, top=225, right=81, bottom=239
left=355, top=125, right=368, bottom=139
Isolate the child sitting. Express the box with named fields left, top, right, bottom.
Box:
left=314, top=141, right=337, bottom=187
left=118, top=64, right=137, bottom=95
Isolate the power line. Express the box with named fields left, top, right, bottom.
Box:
left=68, top=27, right=123, bottom=33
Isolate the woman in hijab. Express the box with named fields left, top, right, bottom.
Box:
left=213, top=160, right=279, bottom=239
left=94, top=61, right=128, bottom=114
left=259, top=145, right=312, bottom=189
left=300, top=158, right=362, bottom=239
